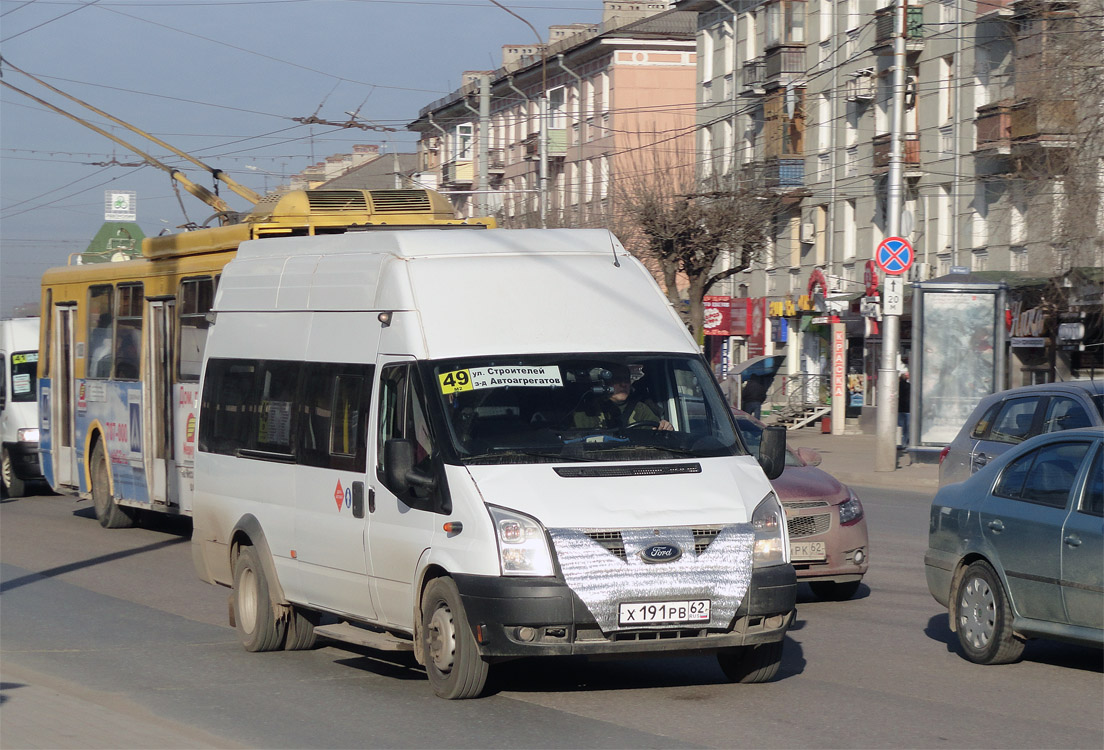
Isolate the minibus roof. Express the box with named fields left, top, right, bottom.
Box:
left=216, top=229, right=699, bottom=358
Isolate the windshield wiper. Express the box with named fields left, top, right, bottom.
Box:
left=463, top=449, right=595, bottom=464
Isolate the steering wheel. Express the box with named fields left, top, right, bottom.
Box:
left=626, top=420, right=660, bottom=429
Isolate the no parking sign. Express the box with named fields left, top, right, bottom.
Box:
left=875, top=236, right=914, bottom=276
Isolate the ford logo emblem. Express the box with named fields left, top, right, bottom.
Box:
left=640, top=543, right=682, bottom=563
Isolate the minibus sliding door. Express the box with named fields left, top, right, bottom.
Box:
left=53, top=304, right=78, bottom=488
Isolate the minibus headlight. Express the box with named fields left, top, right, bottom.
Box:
left=17, top=428, right=39, bottom=443
left=752, top=493, right=787, bottom=567
left=489, top=506, right=554, bottom=577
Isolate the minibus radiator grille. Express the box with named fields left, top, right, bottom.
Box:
left=554, top=463, right=701, bottom=478
left=582, top=526, right=723, bottom=560
left=549, top=524, right=755, bottom=633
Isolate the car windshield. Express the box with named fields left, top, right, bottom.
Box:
left=430, top=354, right=744, bottom=464
left=734, top=416, right=801, bottom=468
left=1092, top=394, right=1104, bottom=420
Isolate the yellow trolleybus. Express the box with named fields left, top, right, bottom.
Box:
left=38, top=189, right=493, bottom=527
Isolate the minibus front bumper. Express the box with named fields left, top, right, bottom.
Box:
left=3, top=441, right=42, bottom=480
left=452, top=564, right=796, bottom=659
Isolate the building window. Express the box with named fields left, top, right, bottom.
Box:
left=971, top=250, right=988, bottom=272
left=939, top=125, right=954, bottom=158
left=766, top=0, right=805, bottom=48
left=454, top=123, right=473, bottom=160
left=938, top=253, right=952, bottom=276
left=1010, top=246, right=1028, bottom=271
left=939, top=55, right=954, bottom=125
left=845, top=145, right=858, bottom=177
left=937, top=184, right=954, bottom=252
left=843, top=199, right=857, bottom=260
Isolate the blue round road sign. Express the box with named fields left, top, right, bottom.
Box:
left=875, top=236, right=914, bottom=276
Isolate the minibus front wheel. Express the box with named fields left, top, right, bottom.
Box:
left=421, top=577, right=490, bottom=699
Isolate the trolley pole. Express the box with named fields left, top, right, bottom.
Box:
left=875, top=0, right=908, bottom=473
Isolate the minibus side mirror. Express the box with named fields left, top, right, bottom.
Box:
left=384, top=438, right=437, bottom=494
left=757, top=426, right=787, bottom=481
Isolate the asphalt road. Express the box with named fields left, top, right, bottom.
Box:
left=2, top=483, right=1102, bottom=749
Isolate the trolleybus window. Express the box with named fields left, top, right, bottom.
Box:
left=88, top=285, right=114, bottom=379
left=179, top=277, right=215, bottom=381
left=115, top=283, right=143, bottom=380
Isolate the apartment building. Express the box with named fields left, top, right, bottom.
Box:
left=407, top=1, right=697, bottom=228
left=681, top=0, right=1101, bottom=405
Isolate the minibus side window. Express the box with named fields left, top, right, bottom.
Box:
left=114, top=283, right=143, bottom=380
left=200, top=358, right=258, bottom=456
left=298, top=363, right=373, bottom=472
left=255, top=362, right=299, bottom=455
left=87, top=285, right=114, bottom=379
left=377, top=364, right=439, bottom=509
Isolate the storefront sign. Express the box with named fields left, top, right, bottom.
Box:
left=768, top=298, right=797, bottom=317
left=832, top=326, right=847, bottom=399
left=1008, top=301, right=1047, bottom=338
left=1011, top=337, right=1046, bottom=348
left=749, top=298, right=768, bottom=357
left=729, top=298, right=752, bottom=336
left=703, top=296, right=732, bottom=336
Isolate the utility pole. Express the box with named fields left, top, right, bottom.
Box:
left=875, top=0, right=907, bottom=472
left=478, top=74, right=491, bottom=217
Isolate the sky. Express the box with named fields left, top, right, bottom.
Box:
left=0, top=0, right=605, bottom=317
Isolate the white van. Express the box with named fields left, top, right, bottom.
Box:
left=191, top=228, right=795, bottom=699
left=1, top=317, right=43, bottom=497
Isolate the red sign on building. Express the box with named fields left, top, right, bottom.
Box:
left=703, top=296, right=732, bottom=336
left=832, top=326, right=847, bottom=399
left=749, top=298, right=768, bottom=357
left=729, top=298, right=752, bottom=336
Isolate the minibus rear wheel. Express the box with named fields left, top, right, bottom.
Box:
left=421, top=577, right=489, bottom=699
left=717, top=640, right=784, bottom=683
left=90, top=442, right=135, bottom=528
left=233, top=545, right=287, bottom=652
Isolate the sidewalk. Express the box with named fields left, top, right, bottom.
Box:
left=780, top=425, right=940, bottom=493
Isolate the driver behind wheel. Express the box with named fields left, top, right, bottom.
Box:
left=573, top=365, right=673, bottom=431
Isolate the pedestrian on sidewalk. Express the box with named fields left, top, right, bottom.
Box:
left=897, top=370, right=911, bottom=447
left=742, top=375, right=766, bottom=419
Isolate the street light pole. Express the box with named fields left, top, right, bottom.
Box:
left=875, top=0, right=907, bottom=472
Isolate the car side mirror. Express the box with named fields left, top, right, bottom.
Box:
left=384, top=438, right=437, bottom=494
left=758, top=426, right=787, bottom=480
left=796, top=446, right=822, bottom=467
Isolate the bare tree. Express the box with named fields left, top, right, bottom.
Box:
left=613, top=147, right=780, bottom=338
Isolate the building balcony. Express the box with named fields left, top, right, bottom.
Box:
left=1010, top=98, right=1075, bottom=146
left=974, top=100, right=1013, bottom=154
left=764, top=157, right=805, bottom=189
left=740, top=57, right=766, bottom=94
left=522, top=129, right=568, bottom=159
left=872, top=132, right=921, bottom=175
left=441, top=159, right=473, bottom=185
left=764, top=46, right=805, bottom=88
left=873, top=6, right=925, bottom=54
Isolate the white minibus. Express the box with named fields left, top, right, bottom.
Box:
left=1, top=317, right=42, bottom=497
left=191, top=228, right=794, bottom=699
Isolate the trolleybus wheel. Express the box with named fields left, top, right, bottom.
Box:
left=90, top=442, right=135, bottom=528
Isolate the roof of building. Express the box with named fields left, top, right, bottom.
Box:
left=316, top=153, right=420, bottom=191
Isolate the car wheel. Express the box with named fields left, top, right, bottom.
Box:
left=808, top=580, right=862, bottom=601
left=953, top=560, right=1025, bottom=665
left=232, top=545, right=287, bottom=652
left=1, top=447, right=27, bottom=498
left=716, top=640, right=784, bottom=683
left=90, top=442, right=135, bottom=528
left=421, top=577, right=489, bottom=699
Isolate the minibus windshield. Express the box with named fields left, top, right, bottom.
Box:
left=430, top=354, right=745, bottom=464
